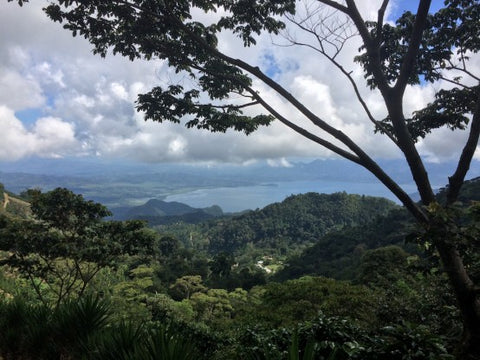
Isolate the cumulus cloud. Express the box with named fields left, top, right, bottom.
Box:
left=0, top=0, right=478, bottom=165
left=0, top=106, right=78, bottom=160
left=0, top=69, right=45, bottom=110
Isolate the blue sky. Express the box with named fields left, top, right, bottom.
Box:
left=389, top=0, right=445, bottom=19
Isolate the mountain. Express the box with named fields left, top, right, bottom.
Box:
left=2, top=158, right=479, bottom=212
left=112, top=198, right=224, bottom=223
left=274, top=176, right=480, bottom=282
left=169, top=192, right=399, bottom=255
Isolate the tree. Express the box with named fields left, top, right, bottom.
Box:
left=169, top=275, right=206, bottom=300
left=9, top=0, right=480, bottom=357
left=0, top=188, right=157, bottom=307
left=209, top=252, right=235, bottom=278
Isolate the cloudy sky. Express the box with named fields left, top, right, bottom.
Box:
left=1, top=0, right=478, bottom=167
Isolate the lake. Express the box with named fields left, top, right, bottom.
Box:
left=164, top=180, right=419, bottom=212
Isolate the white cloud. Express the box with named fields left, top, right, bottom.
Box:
left=0, top=0, right=478, bottom=166
left=267, top=158, right=293, bottom=168
left=110, top=82, right=129, bottom=101
left=0, top=69, right=45, bottom=110
left=0, top=106, right=78, bottom=160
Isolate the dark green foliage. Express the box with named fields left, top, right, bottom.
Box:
left=355, top=1, right=480, bottom=142
left=209, top=252, right=235, bottom=278
left=356, top=245, right=411, bottom=285
left=144, top=325, right=198, bottom=360
left=84, top=321, right=147, bottom=360
left=158, top=235, right=180, bottom=257
left=55, top=295, right=111, bottom=344
left=275, top=208, right=412, bottom=281
left=373, top=321, right=454, bottom=360
left=0, top=295, right=110, bottom=359
left=276, top=178, right=480, bottom=282
left=85, top=322, right=199, bottom=360
left=0, top=295, right=201, bottom=360
left=202, top=192, right=397, bottom=255
left=238, top=276, right=377, bottom=328
left=153, top=317, right=226, bottom=359
left=358, top=251, right=460, bottom=338
left=0, top=188, right=158, bottom=306
left=239, top=313, right=453, bottom=360
left=30, top=187, right=111, bottom=231
left=241, top=316, right=454, bottom=360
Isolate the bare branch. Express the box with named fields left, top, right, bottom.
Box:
left=283, top=8, right=398, bottom=144
left=437, top=76, right=474, bottom=89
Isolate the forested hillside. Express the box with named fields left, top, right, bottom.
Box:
left=0, top=180, right=478, bottom=359
left=274, top=207, right=414, bottom=280
left=436, top=176, right=480, bottom=204
left=159, top=192, right=397, bottom=257
left=275, top=177, right=480, bottom=281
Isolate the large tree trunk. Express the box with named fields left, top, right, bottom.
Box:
left=436, top=239, right=480, bottom=359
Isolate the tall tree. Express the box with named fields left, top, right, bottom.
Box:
left=0, top=188, right=157, bottom=307
left=9, top=0, right=480, bottom=357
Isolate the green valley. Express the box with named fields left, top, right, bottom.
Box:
left=1, top=178, right=478, bottom=359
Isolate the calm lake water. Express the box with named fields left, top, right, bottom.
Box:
left=164, top=180, right=419, bottom=212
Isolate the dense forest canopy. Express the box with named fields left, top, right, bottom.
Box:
left=0, top=180, right=478, bottom=359
left=160, top=192, right=397, bottom=254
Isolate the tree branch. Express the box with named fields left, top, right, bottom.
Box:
left=189, top=53, right=427, bottom=221
left=447, top=87, right=480, bottom=204
left=98, top=0, right=428, bottom=223
left=243, top=87, right=427, bottom=223
left=340, top=0, right=391, bottom=93
left=244, top=86, right=362, bottom=164
left=393, top=0, right=431, bottom=95
left=283, top=14, right=399, bottom=145
left=197, top=101, right=260, bottom=110
left=375, top=0, right=389, bottom=46
left=314, top=0, right=349, bottom=14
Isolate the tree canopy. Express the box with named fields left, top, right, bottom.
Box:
left=0, top=188, right=157, bottom=307
left=8, top=0, right=480, bottom=358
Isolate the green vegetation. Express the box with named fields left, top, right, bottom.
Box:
left=1, top=180, right=478, bottom=359
left=5, top=0, right=480, bottom=356
left=0, top=188, right=157, bottom=308
left=159, top=192, right=397, bottom=256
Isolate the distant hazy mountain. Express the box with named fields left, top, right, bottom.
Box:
left=1, top=157, right=479, bottom=211
left=112, top=198, right=223, bottom=223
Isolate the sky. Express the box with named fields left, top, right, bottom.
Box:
left=1, top=0, right=478, bottom=168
